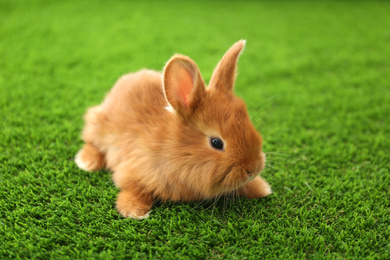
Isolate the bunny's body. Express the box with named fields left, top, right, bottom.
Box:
left=75, top=41, right=272, bottom=219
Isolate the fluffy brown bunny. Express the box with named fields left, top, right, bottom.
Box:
left=75, top=40, right=272, bottom=219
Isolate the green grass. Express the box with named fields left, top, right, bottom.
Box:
left=1, top=0, right=389, bottom=259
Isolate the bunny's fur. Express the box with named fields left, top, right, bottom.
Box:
left=75, top=40, right=271, bottom=219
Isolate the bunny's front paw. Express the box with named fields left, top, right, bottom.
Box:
left=117, top=208, right=151, bottom=220
left=116, top=189, right=153, bottom=220
left=238, top=176, right=272, bottom=199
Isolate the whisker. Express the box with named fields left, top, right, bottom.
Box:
left=190, top=198, right=209, bottom=210
left=253, top=110, right=273, bottom=125
left=266, top=159, right=291, bottom=167
left=264, top=164, right=280, bottom=172
left=252, top=102, right=275, bottom=117
left=228, top=190, right=239, bottom=213
left=266, top=151, right=300, bottom=155
left=211, top=194, right=223, bottom=217
left=252, top=104, right=274, bottom=119
left=250, top=95, right=277, bottom=111
left=249, top=97, right=276, bottom=123
left=266, top=156, right=294, bottom=161
left=233, top=190, right=238, bottom=206
left=209, top=185, right=225, bottom=217
left=190, top=185, right=223, bottom=212
left=266, top=153, right=291, bottom=157
left=265, top=164, right=285, bottom=172
left=223, top=194, right=228, bottom=212
left=229, top=192, right=234, bottom=210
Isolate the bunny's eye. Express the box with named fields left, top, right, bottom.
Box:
left=210, top=137, right=224, bottom=151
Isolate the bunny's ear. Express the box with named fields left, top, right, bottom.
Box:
left=209, top=40, right=246, bottom=93
left=163, top=54, right=206, bottom=117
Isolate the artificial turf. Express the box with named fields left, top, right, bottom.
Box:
left=1, top=0, right=389, bottom=259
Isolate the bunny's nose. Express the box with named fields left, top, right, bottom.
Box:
left=244, top=152, right=266, bottom=176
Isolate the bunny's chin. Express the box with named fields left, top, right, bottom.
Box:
left=211, top=152, right=267, bottom=196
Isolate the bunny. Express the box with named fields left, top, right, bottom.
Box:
left=75, top=40, right=272, bottom=219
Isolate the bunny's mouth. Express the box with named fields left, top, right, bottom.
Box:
left=215, top=165, right=254, bottom=193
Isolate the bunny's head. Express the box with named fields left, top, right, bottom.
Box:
left=161, top=40, right=265, bottom=199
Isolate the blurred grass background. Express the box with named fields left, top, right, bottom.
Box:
left=1, top=0, right=389, bottom=259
